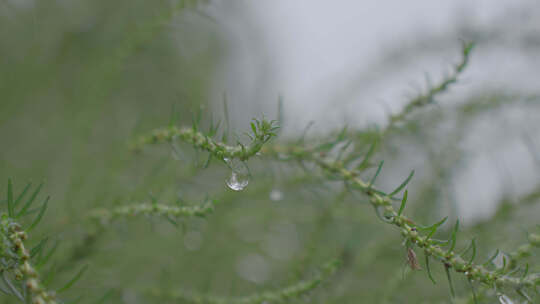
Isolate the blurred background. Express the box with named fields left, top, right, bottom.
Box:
left=0, top=0, right=539, bottom=303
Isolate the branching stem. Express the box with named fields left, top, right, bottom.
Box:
left=89, top=201, right=215, bottom=225
left=131, top=119, right=278, bottom=162
left=293, top=153, right=539, bottom=289
left=149, top=259, right=341, bottom=304
left=1, top=214, right=57, bottom=304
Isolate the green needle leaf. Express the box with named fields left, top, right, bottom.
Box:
left=398, top=190, right=408, bottom=216
left=468, top=277, right=478, bottom=304
left=468, top=239, right=477, bottom=264
left=483, top=249, right=499, bottom=267
left=7, top=178, right=14, bottom=217
left=30, top=237, right=49, bottom=259
left=13, top=182, right=31, bottom=208
left=337, top=125, right=348, bottom=141
left=336, top=140, right=353, bottom=161
left=521, top=263, right=529, bottom=279
left=444, top=265, right=455, bottom=298
left=389, top=170, right=415, bottom=196
left=202, top=154, right=212, bottom=169
left=17, top=182, right=43, bottom=218
left=425, top=253, right=436, bottom=284
left=43, top=263, right=58, bottom=287
left=28, top=197, right=49, bottom=231
left=448, top=220, right=459, bottom=252
left=369, top=160, right=384, bottom=187
left=420, top=216, right=448, bottom=239
left=250, top=121, right=257, bottom=135
left=357, top=141, right=377, bottom=171
left=37, top=241, right=59, bottom=267
left=58, top=264, right=89, bottom=293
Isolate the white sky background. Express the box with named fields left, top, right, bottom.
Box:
left=206, top=0, right=540, bottom=223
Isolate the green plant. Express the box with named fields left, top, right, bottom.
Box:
left=0, top=180, right=86, bottom=304
left=2, top=3, right=539, bottom=304
left=127, top=42, right=539, bottom=303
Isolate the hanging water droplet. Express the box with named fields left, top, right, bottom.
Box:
left=225, top=158, right=250, bottom=191
left=269, top=189, right=283, bottom=201
left=374, top=205, right=394, bottom=223
left=227, top=171, right=249, bottom=191
left=170, top=142, right=183, bottom=161
left=498, top=294, right=514, bottom=304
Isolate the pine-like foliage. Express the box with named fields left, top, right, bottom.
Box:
left=0, top=2, right=539, bottom=304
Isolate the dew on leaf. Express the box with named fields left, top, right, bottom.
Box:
left=170, top=142, right=184, bottom=161
left=225, top=158, right=250, bottom=191
left=374, top=205, right=394, bottom=223
left=227, top=171, right=249, bottom=191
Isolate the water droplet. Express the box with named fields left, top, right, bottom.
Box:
left=374, top=205, right=394, bottom=223
left=225, top=158, right=250, bottom=191
left=493, top=251, right=508, bottom=268
left=227, top=171, right=249, bottom=191
left=269, top=189, right=283, bottom=201
left=170, top=142, right=184, bottom=161
left=498, top=294, right=514, bottom=304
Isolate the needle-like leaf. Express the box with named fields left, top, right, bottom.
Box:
left=17, top=182, right=43, bottom=218
left=13, top=182, right=31, bottom=208
left=398, top=190, right=408, bottom=216
left=389, top=171, right=415, bottom=196
left=448, top=220, right=460, bottom=252
left=28, top=197, right=49, bottom=231
left=57, top=265, right=89, bottom=293
left=369, top=161, right=384, bottom=187
left=425, top=253, right=436, bottom=284
left=444, top=265, right=455, bottom=298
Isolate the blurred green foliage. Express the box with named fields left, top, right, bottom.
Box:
left=0, top=1, right=221, bottom=302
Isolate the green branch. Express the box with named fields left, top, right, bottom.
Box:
left=1, top=215, right=57, bottom=304
left=149, top=259, right=341, bottom=304
left=262, top=40, right=539, bottom=296
left=1, top=180, right=87, bottom=303
left=389, top=41, right=474, bottom=125
left=284, top=152, right=539, bottom=290
left=258, top=41, right=540, bottom=301
left=455, top=234, right=540, bottom=303
left=259, top=41, right=474, bottom=162
left=506, top=233, right=540, bottom=271
left=89, top=200, right=216, bottom=225
left=131, top=119, right=278, bottom=162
